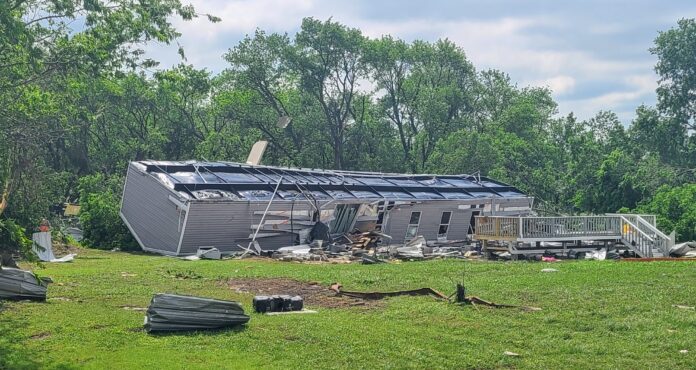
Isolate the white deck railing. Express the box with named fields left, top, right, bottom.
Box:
left=475, top=214, right=671, bottom=257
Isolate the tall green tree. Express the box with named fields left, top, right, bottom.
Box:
left=652, top=18, right=696, bottom=131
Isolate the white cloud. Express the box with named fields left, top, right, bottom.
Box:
left=527, top=75, right=576, bottom=95
left=174, top=0, right=319, bottom=40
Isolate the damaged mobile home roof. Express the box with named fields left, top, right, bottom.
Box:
left=133, top=160, right=527, bottom=201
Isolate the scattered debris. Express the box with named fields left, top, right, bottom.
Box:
left=330, top=283, right=448, bottom=301
left=121, top=272, right=137, bottom=277
left=673, top=304, right=695, bottom=310
left=541, top=268, right=558, bottom=273
left=503, top=351, right=520, bottom=357
left=196, top=247, right=221, bottom=260
left=679, top=349, right=689, bottom=354
left=670, top=242, right=696, bottom=258
left=271, top=231, right=474, bottom=264
left=180, top=247, right=222, bottom=261
left=31, top=231, right=76, bottom=262
left=144, top=294, right=249, bottom=333
left=541, top=256, right=559, bottom=262
left=585, top=249, right=607, bottom=260
left=361, top=255, right=386, bottom=264
left=0, top=267, right=50, bottom=301
left=228, top=278, right=380, bottom=309
left=394, top=236, right=426, bottom=259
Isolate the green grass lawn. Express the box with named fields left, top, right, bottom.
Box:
left=1, top=248, right=695, bottom=369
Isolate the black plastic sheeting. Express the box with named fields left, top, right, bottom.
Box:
left=144, top=294, right=250, bottom=333
left=0, top=267, right=49, bottom=301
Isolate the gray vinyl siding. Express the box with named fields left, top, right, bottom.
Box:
left=120, top=164, right=182, bottom=253
left=381, top=198, right=532, bottom=244
left=179, top=201, right=322, bottom=254
left=383, top=202, right=476, bottom=244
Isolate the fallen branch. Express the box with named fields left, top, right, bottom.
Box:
left=330, top=283, right=449, bottom=300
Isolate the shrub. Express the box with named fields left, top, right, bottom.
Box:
left=78, top=174, right=138, bottom=251
left=0, top=218, right=36, bottom=266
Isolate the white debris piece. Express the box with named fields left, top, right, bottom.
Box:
left=585, top=249, right=607, bottom=260
left=31, top=232, right=76, bottom=263
left=196, top=247, right=221, bottom=260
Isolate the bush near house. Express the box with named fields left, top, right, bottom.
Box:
left=78, top=174, right=138, bottom=251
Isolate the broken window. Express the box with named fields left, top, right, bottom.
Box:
left=405, top=211, right=421, bottom=240
left=438, top=211, right=452, bottom=240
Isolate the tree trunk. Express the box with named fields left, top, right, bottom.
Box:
left=0, top=163, right=14, bottom=217
left=333, top=135, right=343, bottom=170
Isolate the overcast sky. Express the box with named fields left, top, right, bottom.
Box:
left=144, top=0, right=696, bottom=124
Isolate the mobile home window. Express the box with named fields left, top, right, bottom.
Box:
left=438, top=211, right=452, bottom=239
left=405, top=211, right=421, bottom=240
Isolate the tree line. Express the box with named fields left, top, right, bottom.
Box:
left=1, top=2, right=695, bottom=258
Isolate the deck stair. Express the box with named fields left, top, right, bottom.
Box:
left=475, top=214, right=672, bottom=257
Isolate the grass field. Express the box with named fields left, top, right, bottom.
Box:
left=1, top=248, right=695, bottom=369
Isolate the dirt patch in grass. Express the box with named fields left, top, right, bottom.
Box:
left=227, top=278, right=381, bottom=309
left=30, top=332, right=51, bottom=340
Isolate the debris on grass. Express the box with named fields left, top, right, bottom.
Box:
left=253, top=295, right=304, bottom=313
left=503, top=351, right=520, bottom=357
left=0, top=267, right=50, bottom=301
left=31, top=231, right=76, bottom=263
left=228, top=278, right=380, bottom=309
left=541, top=268, right=558, bottom=272
left=144, top=294, right=249, bottom=333
left=673, top=304, right=695, bottom=310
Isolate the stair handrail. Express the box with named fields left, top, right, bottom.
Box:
left=619, top=216, right=656, bottom=257
left=635, top=215, right=672, bottom=253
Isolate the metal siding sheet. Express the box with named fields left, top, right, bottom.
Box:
left=120, top=164, right=182, bottom=253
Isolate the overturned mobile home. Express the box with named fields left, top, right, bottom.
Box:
left=120, top=161, right=533, bottom=256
